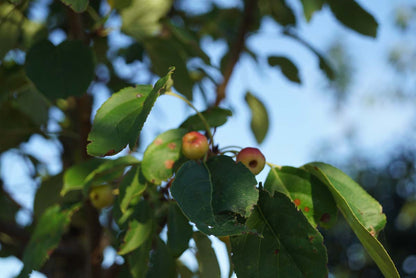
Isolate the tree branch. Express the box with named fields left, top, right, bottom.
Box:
left=215, top=0, right=257, bottom=106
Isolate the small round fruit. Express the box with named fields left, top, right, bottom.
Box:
left=236, top=147, right=266, bottom=175
left=182, top=131, right=209, bottom=160
left=89, top=185, right=114, bottom=209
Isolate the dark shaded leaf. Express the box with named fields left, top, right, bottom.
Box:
left=167, top=202, right=193, bottom=257
left=127, top=233, right=152, bottom=278
left=268, top=56, right=301, bottom=84
left=60, top=0, right=89, bottom=12
left=146, top=237, right=176, bottom=278
left=327, top=0, right=378, bottom=37
left=34, top=174, right=64, bottom=219
left=300, top=0, right=324, bottom=21
left=259, top=0, right=296, bottom=26
left=231, top=190, right=328, bottom=278
left=0, top=3, right=23, bottom=59
left=25, top=40, right=94, bottom=100
left=180, top=108, right=232, bottom=131
left=245, top=92, right=269, bottom=144
left=193, top=232, right=221, bottom=278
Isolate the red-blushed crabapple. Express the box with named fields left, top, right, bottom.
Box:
left=89, top=184, right=114, bottom=209
left=182, top=131, right=209, bottom=160
left=236, top=147, right=266, bottom=175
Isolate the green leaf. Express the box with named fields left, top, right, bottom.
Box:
left=0, top=181, right=20, bottom=222
left=146, top=237, right=176, bottom=278
left=231, top=190, right=328, bottom=278
left=176, top=260, right=194, bottom=278
left=62, top=158, right=105, bottom=195
left=193, top=232, right=221, bottom=278
left=259, top=0, right=296, bottom=26
left=118, top=219, right=153, bottom=255
left=0, top=3, right=23, bottom=59
left=60, top=0, right=89, bottom=12
left=303, top=162, right=399, bottom=277
left=264, top=166, right=337, bottom=228
left=327, top=0, right=378, bottom=38
left=142, top=128, right=187, bottom=184
left=167, top=202, right=193, bottom=257
left=25, top=40, right=94, bottom=100
left=118, top=165, right=147, bottom=213
left=180, top=107, right=232, bottom=131
left=121, top=0, right=173, bottom=40
left=145, top=38, right=194, bottom=100
left=87, top=68, right=174, bottom=156
left=15, top=89, right=49, bottom=126
left=127, top=233, right=152, bottom=278
left=267, top=56, right=301, bottom=84
left=245, top=92, right=269, bottom=144
left=17, top=204, right=80, bottom=278
left=171, top=156, right=258, bottom=236
left=34, top=174, right=63, bottom=219
left=300, top=0, right=324, bottom=21
left=0, top=102, right=42, bottom=153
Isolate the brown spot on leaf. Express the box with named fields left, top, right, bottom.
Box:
left=274, top=249, right=279, bottom=255
left=294, top=198, right=301, bottom=206
left=136, top=93, right=143, bottom=98
left=104, top=149, right=116, bottom=156
left=168, top=142, right=176, bottom=150
left=320, top=213, right=331, bottom=223
left=304, top=206, right=310, bottom=212
left=164, top=160, right=174, bottom=169
left=308, top=235, right=315, bottom=243
left=154, top=138, right=163, bottom=145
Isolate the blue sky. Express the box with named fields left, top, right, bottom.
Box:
left=1, top=0, right=416, bottom=277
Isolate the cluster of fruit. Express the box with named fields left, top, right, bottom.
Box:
left=88, top=131, right=265, bottom=209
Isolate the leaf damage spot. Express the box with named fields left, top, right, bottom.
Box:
left=308, top=235, right=315, bottom=243
left=320, top=213, right=331, bottom=223
left=303, top=206, right=310, bottom=212
left=154, top=138, right=163, bottom=145
left=164, top=160, right=174, bottom=169
left=273, top=249, right=279, bottom=255
left=294, top=198, right=301, bottom=206
left=136, top=93, right=143, bottom=98
left=168, top=142, right=177, bottom=150
left=104, top=149, right=116, bottom=156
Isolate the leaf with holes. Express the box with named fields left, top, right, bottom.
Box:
left=245, top=92, right=269, bottom=144
left=142, top=128, right=187, bottom=184
left=231, top=190, right=328, bottom=278
left=303, top=162, right=399, bottom=277
left=87, top=68, right=174, bottom=156
left=264, top=166, right=337, bottom=228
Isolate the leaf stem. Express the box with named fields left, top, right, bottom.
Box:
left=165, top=91, right=214, bottom=145
left=266, top=161, right=282, bottom=170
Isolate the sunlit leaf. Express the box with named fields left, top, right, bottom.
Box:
left=231, top=190, right=328, bottom=278
left=87, top=68, right=174, bottom=156
left=264, top=166, right=337, bottom=228
left=25, top=40, right=94, bottom=100
left=118, top=219, right=153, bottom=255
left=303, top=162, right=399, bottom=278
left=118, top=165, right=147, bottom=213
left=142, top=128, right=187, bottom=184
left=0, top=3, right=23, bottom=59
left=245, top=92, right=269, bottom=144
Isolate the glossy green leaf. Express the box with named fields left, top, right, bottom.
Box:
left=127, top=232, right=152, bottom=278
left=171, top=156, right=258, bottom=236
left=146, top=237, right=176, bottom=278
left=25, top=40, right=94, bottom=100
left=180, top=107, right=232, bottom=131
left=303, top=162, right=399, bottom=278
left=167, top=202, right=193, bottom=257
left=300, top=0, right=324, bottom=21
left=268, top=56, right=301, bottom=84
left=245, top=92, right=269, bottom=144
left=264, top=166, right=337, bottom=228
left=231, top=190, right=328, bottom=278
left=62, top=158, right=105, bottom=195
left=60, top=0, right=89, bottom=12
left=0, top=3, right=23, bottom=59
left=121, top=0, right=173, bottom=40
left=327, top=0, right=378, bottom=38
left=193, top=232, right=221, bottom=278
left=17, top=204, right=80, bottom=278
left=142, top=128, right=187, bottom=184
left=87, top=68, right=174, bottom=156
left=118, top=165, right=147, bottom=213
left=118, top=219, right=153, bottom=255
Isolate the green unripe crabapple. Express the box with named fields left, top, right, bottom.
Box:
left=89, top=185, right=114, bottom=209
left=236, top=147, right=266, bottom=175
left=182, top=131, right=209, bottom=160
